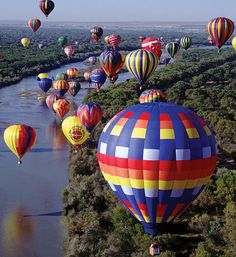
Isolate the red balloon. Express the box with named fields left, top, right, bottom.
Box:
left=142, top=37, right=162, bottom=60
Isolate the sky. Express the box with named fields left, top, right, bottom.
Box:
left=1, top=0, right=236, bottom=22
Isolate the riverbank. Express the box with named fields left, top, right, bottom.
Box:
left=63, top=48, right=236, bottom=257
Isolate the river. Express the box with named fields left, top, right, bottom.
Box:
left=0, top=61, right=132, bottom=257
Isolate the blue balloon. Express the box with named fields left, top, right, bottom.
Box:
left=38, top=78, right=52, bottom=93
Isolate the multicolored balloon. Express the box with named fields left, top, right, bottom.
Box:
left=53, top=80, right=69, bottom=97
left=39, top=0, right=55, bottom=18
left=142, top=37, right=162, bottom=60
left=77, top=102, right=103, bottom=133
left=90, top=26, right=103, bottom=42
left=69, top=81, right=81, bottom=97
left=53, top=99, right=70, bottom=119
left=21, top=38, right=30, bottom=48
left=84, top=71, right=91, bottom=83
left=38, top=78, right=52, bottom=93
left=125, top=49, right=158, bottom=85
left=88, top=56, right=97, bottom=65
left=37, top=73, right=49, bottom=80
left=4, top=124, right=37, bottom=164
left=108, top=34, right=122, bottom=49
left=64, top=45, right=75, bottom=59
left=58, top=36, right=68, bottom=47
left=90, top=68, right=107, bottom=91
left=208, top=17, right=234, bottom=51
left=180, top=36, right=192, bottom=50
left=62, top=116, right=90, bottom=149
left=28, top=19, right=41, bottom=33
left=166, top=42, right=180, bottom=58
left=100, top=50, right=125, bottom=78
left=97, top=102, right=217, bottom=236
left=139, top=89, right=167, bottom=103
left=66, top=68, right=78, bottom=80
left=55, top=73, right=68, bottom=81
left=46, top=94, right=61, bottom=110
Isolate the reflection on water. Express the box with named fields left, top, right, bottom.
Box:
left=2, top=206, right=35, bottom=257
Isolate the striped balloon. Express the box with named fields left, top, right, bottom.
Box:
left=66, top=68, right=79, bottom=80
left=4, top=125, right=37, bottom=163
left=90, top=69, right=107, bottom=91
left=180, top=36, right=192, bottom=50
left=125, top=49, right=158, bottom=85
left=39, top=0, right=55, bottom=18
left=208, top=17, right=234, bottom=50
left=98, top=102, right=217, bottom=235
left=28, top=19, right=41, bottom=33
left=53, top=80, right=69, bottom=97
left=69, top=81, right=81, bottom=97
left=53, top=99, right=70, bottom=119
left=100, top=50, right=125, bottom=78
left=108, top=34, right=122, bottom=49
left=77, top=102, right=103, bottom=133
left=139, top=89, right=167, bottom=103
left=46, top=94, right=61, bottom=110
left=165, top=42, right=180, bottom=58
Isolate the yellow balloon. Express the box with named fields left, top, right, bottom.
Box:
left=21, top=38, right=30, bottom=47
left=38, top=73, right=49, bottom=79
left=232, top=36, right=236, bottom=51
left=62, top=116, right=90, bottom=149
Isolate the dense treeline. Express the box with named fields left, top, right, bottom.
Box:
left=63, top=48, right=236, bottom=257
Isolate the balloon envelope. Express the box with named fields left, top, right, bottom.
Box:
left=139, top=89, right=167, bottom=103
left=97, top=102, right=217, bottom=235
left=40, top=0, right=55, bottom=17
left=28, top=19, right=41, bottom=32
left=69, top=81, right=81, bottom=97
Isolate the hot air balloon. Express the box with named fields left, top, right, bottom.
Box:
left=39, top=0, right=55, bottom=18
left=232, top=36, right=236, bottom=51
left=55, top=73, right=68, bottom=81
left=139, top=89, right=167, bottom=103
left=97, top=102, right=217, bottom=247
left=90, top=68, right=107, bottom=91
left=166, top=42, right=180, bottom=58
left=84, top=71, right=91, bottom=83
left=38, top=78, right=52, bottom=93
left=180, top=36, right=192, bottom=50
left=58, top=36, right=68, bottom=47
left=21, top=38, right=30, bottom=48
left=208, top=34, right=215, bottom=45
left=90, top=26, right=103, bottom=42
left=139, top=36, right=146, bottom=44
left=75, top=40, right=79, bottom=45
left=53, top=99, right=70, bottom=119
left=125, top=49, right=158, bottom=85
left=66, top=68, right=79, bottom=80
left=37, top=73, right=49, bottom=80
left=4, top=124, right=37, bottom=164
left=100, top=50, right=125, bottom=79
left=28, top=19, right=41, bottom=33
left=109, top=74, right=119, bottom=84
left=69, top=81, right=81, bottom=97
left=53, top=80, right=69, bottom=97
left=46, top=94, right=61, bottom=110
left=160, top=57, right=171, bottom=65
left=88, top=56, right=97, bottom=65
left=64, top=45, right=75, bottom=59
left=104, top=36, right=110, bottom=44
left=208, top=17, right=234, bottom=52
left=62, top=116, right=90, bottom=150
left=108, top=34, right=122, bottom=49
left=77, top=102, right=103, bottom=133
left=38, top=42, right=44, bottom=49
left=142, top=37, right=162, bottom=60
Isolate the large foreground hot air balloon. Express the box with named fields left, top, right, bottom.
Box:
left=100, top=50, right=125, bottom=79
left=21, top=38, right=30, bottom=48
left=4, top=125, right=37, bottom=164
left=53, top=80, right=69, bottom=97
left=180, top=36, right=192, bottom=50
left=77, top=102, right=103, bottom=133
left=166, top=42, right=180, bottom=58
left=28, top=19, right=41, bottom=33
left=90, top=69, right=107, bottom=91
left=62, top=116, right=90, bottom=150
left=40, top=0, right=55, bottom=18
left=125, top=49, right=158, bottom=85
left=90, top=26, right=103, bottom=42
left=142, top=37, right=162, bottom=60
left=97, top=102, right=217, bottom=241
left=208, top=17, right=234, bottom=52
left=139, top=89, right=167, bottom=103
